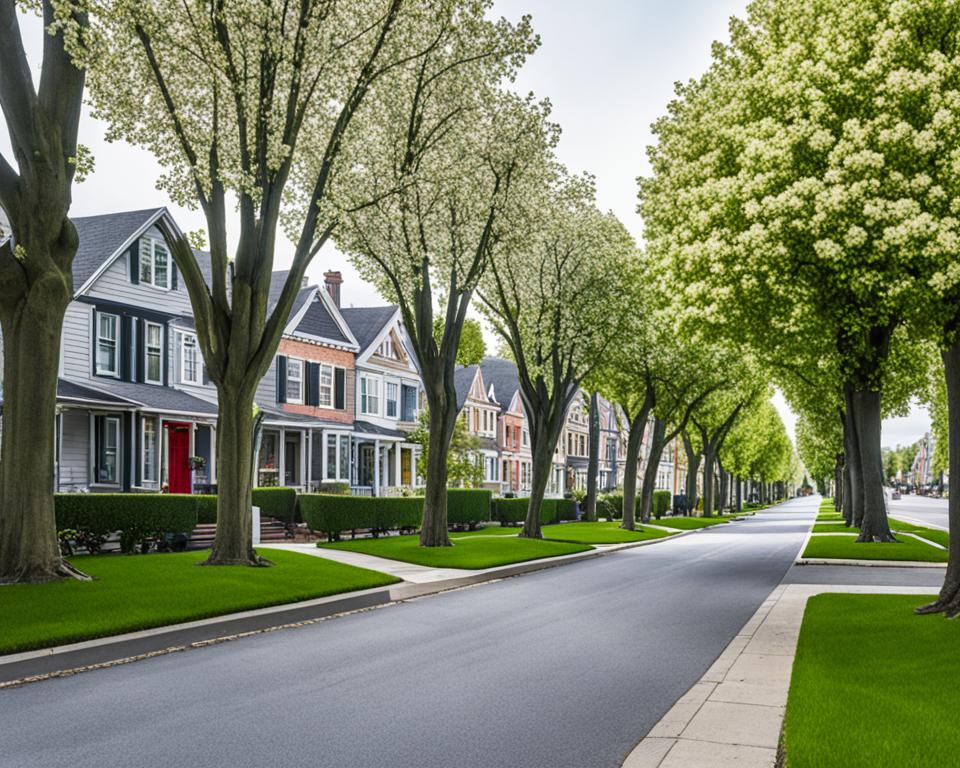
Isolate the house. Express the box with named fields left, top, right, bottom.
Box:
left=454, top=364, right=501, bottom=490
left=255, top=271, right=360, bottom=490
left=598, top=397, right=626, bottom=492
left=478, top=356, right=532, bottom=496
left=559, top=391, right=590, bottom=494
left=340, top=302, right=423, bottom=495
left=55, top=208, right=220, bottom=493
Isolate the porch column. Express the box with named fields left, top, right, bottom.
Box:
left=395, top=443, right=402, bottom=487
left=321, top=429, right=329, bottom=481
left=305, top=429, right=312, bottom=490
left=210, top=424, right=217, bottom=484
left=278, top=427, right=286, bottom=487
left=373, top=439, right=381, bottom=496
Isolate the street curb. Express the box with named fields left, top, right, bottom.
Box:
left=795, top=558, right=946, bottom=569
left=0, top=525, right=701, bottom=687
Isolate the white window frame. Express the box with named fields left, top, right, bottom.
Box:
left=286, top=358, right=304, bottom=404
left=378, top=336, right=395, bottom=359
left=96, top=311, right=120, bottom=377
left=319, top=364, right=334, bottom=408
left=361, top=375, right=381, bottom=416
left=142, top=416, right=158, bottom=484
left=180, top=332, right=202, bottom=385
left=385, top=381, right=399, bottom=418
left=96, top=415, right=121, bottom=485
left=139, top=237, right=171, bottom=290
left=144, top=321, right=164, bottom=385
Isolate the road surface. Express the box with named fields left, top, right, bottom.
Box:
left=0, top=498, right=817, bottom=768
left=887, top=493, right=949, bottom=530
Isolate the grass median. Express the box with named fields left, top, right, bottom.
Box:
left=319, top=534, right=591, bottom=569
left=801, top=534, right=947, bottom=563
left=783, top=593, right=951, bottom=767
left=646, top=515, right=736, bottom=530
left=0, top=549, right=399, bottom=656
left=540, top=521, right=676, bottom=544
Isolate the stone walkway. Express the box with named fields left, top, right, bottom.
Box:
left=622, top=582, right=937, bottom=768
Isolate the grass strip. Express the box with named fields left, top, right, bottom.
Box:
left=0, top=549, right=399, bottom=656
left=802, top=535, right=947, bottom=562
left=783, top=594, right=953, bottom=767
left=319, top=534, right=590, bottom=569
left=541, top=521, right=675, bottom=544
left=646, top=516, right=734, bottom=530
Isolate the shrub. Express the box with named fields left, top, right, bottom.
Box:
left=491, top=497, right=578, bottom=526
left=55, top=494, right=199, bottom=554
left=252, top=487, right=298, bottom=523
left=554, top=498, right=578, bottom=522
left=195, top=494, right=218, bottom=524
left=652, top=489, right=671, bottom=519
left=301, top=489, right=493, bottom=537
left=316, top=482, right=350, bottom=495
left=492, top=497, right=528, bottom=525
left=598, top=493, right=623, bottom=520
left=447, top=489, right=492, bottom=527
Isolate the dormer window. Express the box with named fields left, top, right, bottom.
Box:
left=377, top=336, right=398, bottom=359
left=139, top=237, right=170, bottom=289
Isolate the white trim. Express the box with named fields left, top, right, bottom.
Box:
left=286, top=358, right=304, bottom=404
left=141, top=415, right=159, bottom=485
left=143, top=320, right=164, bottom=385
left=283, top=286, right=362, bottom=351
left=355, top=307, right=403, bottom=366
left=179, top=330, right=203, bottom=385
left=139, top=236, right=172, bottom=290
left=95, top=311, right=120, bottom=378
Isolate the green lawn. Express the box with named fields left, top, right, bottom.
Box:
left=319, top=534, right=591, bottom=568
left=449, top=525, right=521, bottom=537
left=540, top=521, right=676, bottom=544
left=0, top=549, right=399, bottom=656
left=811, top=522, right=856, bottom=533
left=906, top=528, right=949, bottom=548
left=801, top=534, right=947, bottom=562
left=783, top=594, right=954, bottom=767
left=648, top=516, right=733, bottom=530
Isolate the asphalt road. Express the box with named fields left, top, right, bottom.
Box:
left=887, top=493, right=949, bottom=530
left=0, top=498, right=816, bottom=768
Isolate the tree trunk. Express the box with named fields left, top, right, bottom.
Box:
left=918, top=337, right=960, bottom=616
left=735, top=475, right=742, bottom=513
left=584, top=391, right=599, bottom=522
left=718, top=467, right=729, bottom=515
left=523, top=426, right=557, bottom=539
left=851, top=388, right=896, bottom=542
left=843, top=386, right=864, bottom=527
left=0, top=302, right=87, bottom=583
left=205, top=387, right=270, bottom=565
left=639, top=418, right=666, bottom=523
left=683, top=433, right=700, bottom=516
left=702, top=446, right=716, bottom=517
left=834, top=455, right=843, bottom=512
left=419, top=405, right=455, bottom=547
left=621, top=412, right=646, bottom=531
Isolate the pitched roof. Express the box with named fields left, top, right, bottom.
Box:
left=84, top=380, right=218, bottom=415
left=71, top=208, right=163, bottom=289
left=56, top=378, right=138, bottom=407
left=340, top=305, right=398, bottom=354
left=454, top=365, right=479, bottom=411
left=294, top=294, right=352, bottom=345
left=477, top=356, right=520, bottom=414
left=266, top=271, right=314, bottom=326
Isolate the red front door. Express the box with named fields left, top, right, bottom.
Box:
left=165, top=422, right=192, bottom=494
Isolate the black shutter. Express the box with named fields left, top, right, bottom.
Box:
left=120, top=315, right=133, bottom=381
left=202, top=364, right=211, bottom=386
left=134, top=415, right=142, bottom=487
left=171, top=262, right=178, bottom=290
left=91, top=310, right=98, bottom=376
left=129, top=241, right=139, bottom=284
left=122, top=412, right=133, bottom=491
left=276, top=355, right=287, bottom=403
left=306, top=362, right=320, bottom=406
left=93, top=415, right=102, bottom=482
left=162, top=325, right=169, bottom=385
left=334, top=368, right=346, bottom=410
left=135, top=320, right=145, bottom=383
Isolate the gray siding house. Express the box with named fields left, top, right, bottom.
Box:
left=55, top=208, right=219, bottom=493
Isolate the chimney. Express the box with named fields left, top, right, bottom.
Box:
left=324, top=270, right=343, bottom=307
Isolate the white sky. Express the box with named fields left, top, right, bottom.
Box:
left=3, top=1, right=931, bottom=448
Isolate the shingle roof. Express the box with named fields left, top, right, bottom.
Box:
left=71, top=208, right=163, bottom=289
left=340, top=305, right=398, bottom=354
left=352, top=420, right=407, bottom=439
left=85, top=380, right=218, bottom=415
left=454, top=365, right=479, bottom=411
left=294, top=295, right=351, bottom=345
left=57, top=378, right=138, bottom=406
left=478, top=357, right=520, bottom=414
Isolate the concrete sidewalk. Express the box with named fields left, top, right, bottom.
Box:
left=622, top=582, right=937, bottom=768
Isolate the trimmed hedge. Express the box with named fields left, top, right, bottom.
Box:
left=55, top=493, right=199, bottom=553
left=252, top=487, right=298, bottom=523
left=491, top=497, right=578, bottom=525
left=196, top=494, right=218, bottom=524
left=652, top=489, right=671, bottom=519
left=300, top=489, right=491, bottom=537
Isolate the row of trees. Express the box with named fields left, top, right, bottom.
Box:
left=0, top=0, right=797, bottom=585
left=639, top=0, right=960, bottom=617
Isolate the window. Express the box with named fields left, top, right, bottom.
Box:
left=319, top=365, right=334, bottom=408
left=95, top=415, right=120, bottom=485
left=286, top=358, right=304, bottom=404
left=340, top=435, right=350, bottom=480
left=522, top=428, right=529, bottom=448
left=181, top=333, right=201, bottom=385
left=361, top=376, right=380, bottom=415
left=144, top=322, right=163, bottom=384
left=386, top=382, right=398, bottom=418
left=377, top=336, right=396, bottom=359
left=326, top=433, right=337, bottom=480
left=142, top=417, right=157, bottom=483
left=139, top=237, right=171, bottom=289
left=96, top=312, right=119, bottom=377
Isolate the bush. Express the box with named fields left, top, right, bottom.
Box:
left=652, top=489, right=671, bottom=519
left=598, top=493, right=623, bottom=520
left=195, top=494, right=218, bottom=524
left=447, top=489, right=492, bottom=527
left=55, top=494, right=199, bottom=554
left=491, top=497, right=578, bottom=526
left=252, top=487, right=298, bottom=523
left=492, top=497, right=528, bottom=525
left=316, top=482, right=350, bottom=495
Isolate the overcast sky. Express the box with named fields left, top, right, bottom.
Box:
left=3, top=1, right=931, bottom=448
